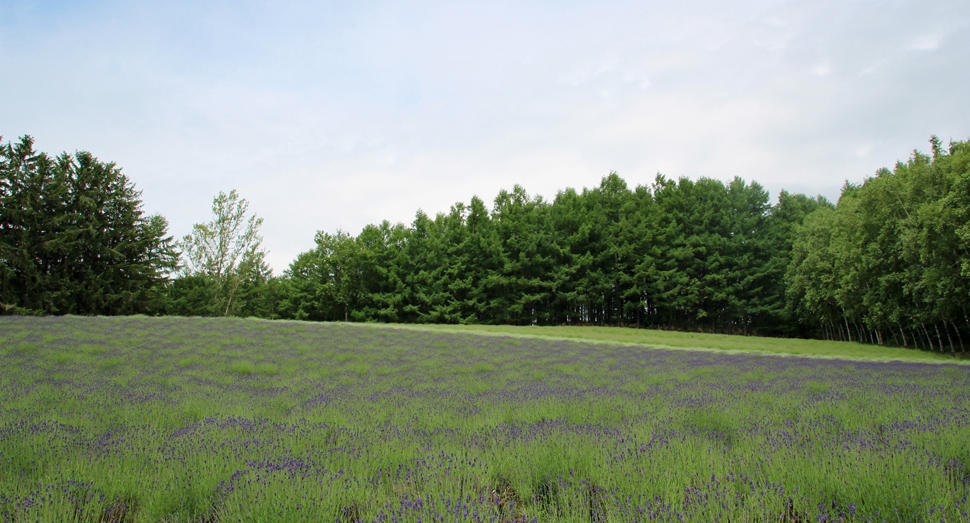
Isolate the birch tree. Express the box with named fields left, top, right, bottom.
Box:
left=178, top=190, right=268, bottom=316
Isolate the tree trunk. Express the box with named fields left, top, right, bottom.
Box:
left=910, top=327, right=921, bottom=350
left=844, top=316, right=852, bottom=342
left=951, top=318, right=965, bottom=352
left=898, top=321, right=908, bottom=347
left=933, top=326, right=957, bottom=352
left=223, top=293, right=233, bottom=317
left=921, top=322, right=934, bottom=351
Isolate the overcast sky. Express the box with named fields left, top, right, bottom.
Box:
left=3, top=0, right=968, bottom=273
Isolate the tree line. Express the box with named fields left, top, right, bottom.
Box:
left=2, top=134, right=968, bottom=350
left=280, top=174, right=826, bottom=336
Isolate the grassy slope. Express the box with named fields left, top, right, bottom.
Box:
left=376, top=323, right=968, bottom=363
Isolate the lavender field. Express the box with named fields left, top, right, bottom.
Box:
left=1, top=316, right=968, bottom=522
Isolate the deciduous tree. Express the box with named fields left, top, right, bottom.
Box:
left=177, top=190, right=269, bottom=316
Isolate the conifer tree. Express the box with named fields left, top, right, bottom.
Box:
left=0, top=136, right=176, bottom=315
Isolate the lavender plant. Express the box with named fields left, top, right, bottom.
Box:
left=1, top=316, right=968, bottom=522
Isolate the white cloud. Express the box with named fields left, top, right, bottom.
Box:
left=909, top=34, right=942, bottom=50
left=811, top=62, right=832, bottom=76
left=854, top=144, right=874, bottom=159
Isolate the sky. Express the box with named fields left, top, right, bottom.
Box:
left=2, top=0, right=969, bottom=273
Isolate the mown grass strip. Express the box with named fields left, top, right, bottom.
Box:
left=387, top=322, right=969, bottom=363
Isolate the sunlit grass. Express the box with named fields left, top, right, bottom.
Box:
left=406, top=323, right=968, bottom=363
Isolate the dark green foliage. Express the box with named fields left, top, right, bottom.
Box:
left=163, top=275, right=222, bottom=317
left=0, top=136, right=177, bottom=315
left=165, top=264, right=280, bottom=319
left=281, top=172, right=819, bottom=335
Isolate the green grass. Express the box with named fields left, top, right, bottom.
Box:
left=229, top=359, right=256, bottom=375
left=402, top=323, right=969, bottom=363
